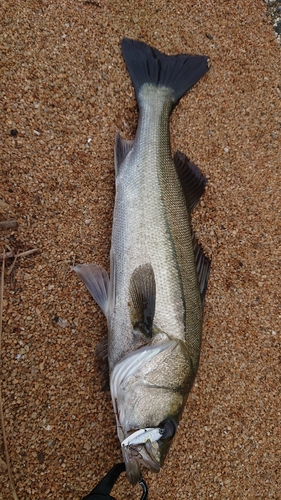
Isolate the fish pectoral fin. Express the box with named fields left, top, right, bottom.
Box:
left=192, top=234, right=211, bottom=309
left=73, top=263, right=109, bottom=318
left=114, top=132, right=134, bottom=175
left=174, top=150, right=207, bottom=213
left=129, top=263, right=156, bottom=339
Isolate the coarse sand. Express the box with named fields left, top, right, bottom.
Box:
left=0, top=1, right=280, bottom=499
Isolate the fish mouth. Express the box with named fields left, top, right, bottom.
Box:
left=121, top=420, right=177, bottom=483
left=122, top=441, right=161, bottom=484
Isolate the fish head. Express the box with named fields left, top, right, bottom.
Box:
left=110, top=339, right=193, bottom=484
left=121, top=419, right=178, bottom=484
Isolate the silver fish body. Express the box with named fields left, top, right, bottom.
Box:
left=74, top=38, right=210, bottom=485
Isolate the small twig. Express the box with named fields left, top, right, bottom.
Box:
left=0, top=251, right=14, bottom=261
left=7, top=253, right=19, bottom=277
left=15, top=248, right=39, bottom=258
left=6, top=244, right=13, bottom=253
left=0, top=220, right=18, bottom=229
left=0, top=253, right=20, bottom=500
left=0, top=248, right=39, bottom=262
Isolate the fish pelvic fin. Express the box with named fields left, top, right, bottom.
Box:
left=129, top=263, right=156, bottom=338
left=114, top=132, right=134, bottom=175
left=95, top=336, right=108, bottom=361
left=73, top=264, right=109, bottom=318
left=121, top=38, right=210, bottom=110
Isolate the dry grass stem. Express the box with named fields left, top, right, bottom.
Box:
left=0, top=253, right=20, bottom=500
left=0, top=248, right=39, bottom=262
left=0, top=252, right=14, bottom=260
left=6, top=253, right=19, bottom=277
left=0, top=221, right=18, bottom=229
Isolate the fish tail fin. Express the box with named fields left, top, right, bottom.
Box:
left=121, top=38, right=210, bottom=109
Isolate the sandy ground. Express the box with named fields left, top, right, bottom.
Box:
left=1, top=1, right=280, bottom=499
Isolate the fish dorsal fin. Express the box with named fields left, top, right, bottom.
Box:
left=114, top=132, right=134, bottom=175
left=192, top=233, right=211, bottom=308
left=174, top=151, right=207, bottom=213
left=73, top=264, right=109, bottom=318
left=173, top=151, right=210, bottom=305
left=129, top=263, right=156, bottom=338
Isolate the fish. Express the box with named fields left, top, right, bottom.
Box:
left=74, top=38, right=211, bottom=485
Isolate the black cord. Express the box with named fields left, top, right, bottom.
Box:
left=139, top=476, right=148, bottom=500
left=81, top=462, right=148, bottom=500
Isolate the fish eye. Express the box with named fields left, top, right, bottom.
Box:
left=159, top=419, right=177, bottom=441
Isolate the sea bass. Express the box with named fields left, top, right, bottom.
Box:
left=74, top=38, right=211, bottom=484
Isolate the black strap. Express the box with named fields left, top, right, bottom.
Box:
left=82, top=462, right=125, bottom=500
left=138, top=477, right=149, bottom=500
left=81, top=462, right=148, bottom=500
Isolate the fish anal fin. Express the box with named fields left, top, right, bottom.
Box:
left=73, top=263, right=109, bottom=318
left=174, top=151, right=207, bottom=213
left=192, top=234, right=211, bottom=308
left=129, top=263, right=156, bottom=338
left=114, top=132, right=134, bottom=175
left=95, top=336, right=108, bottom=361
